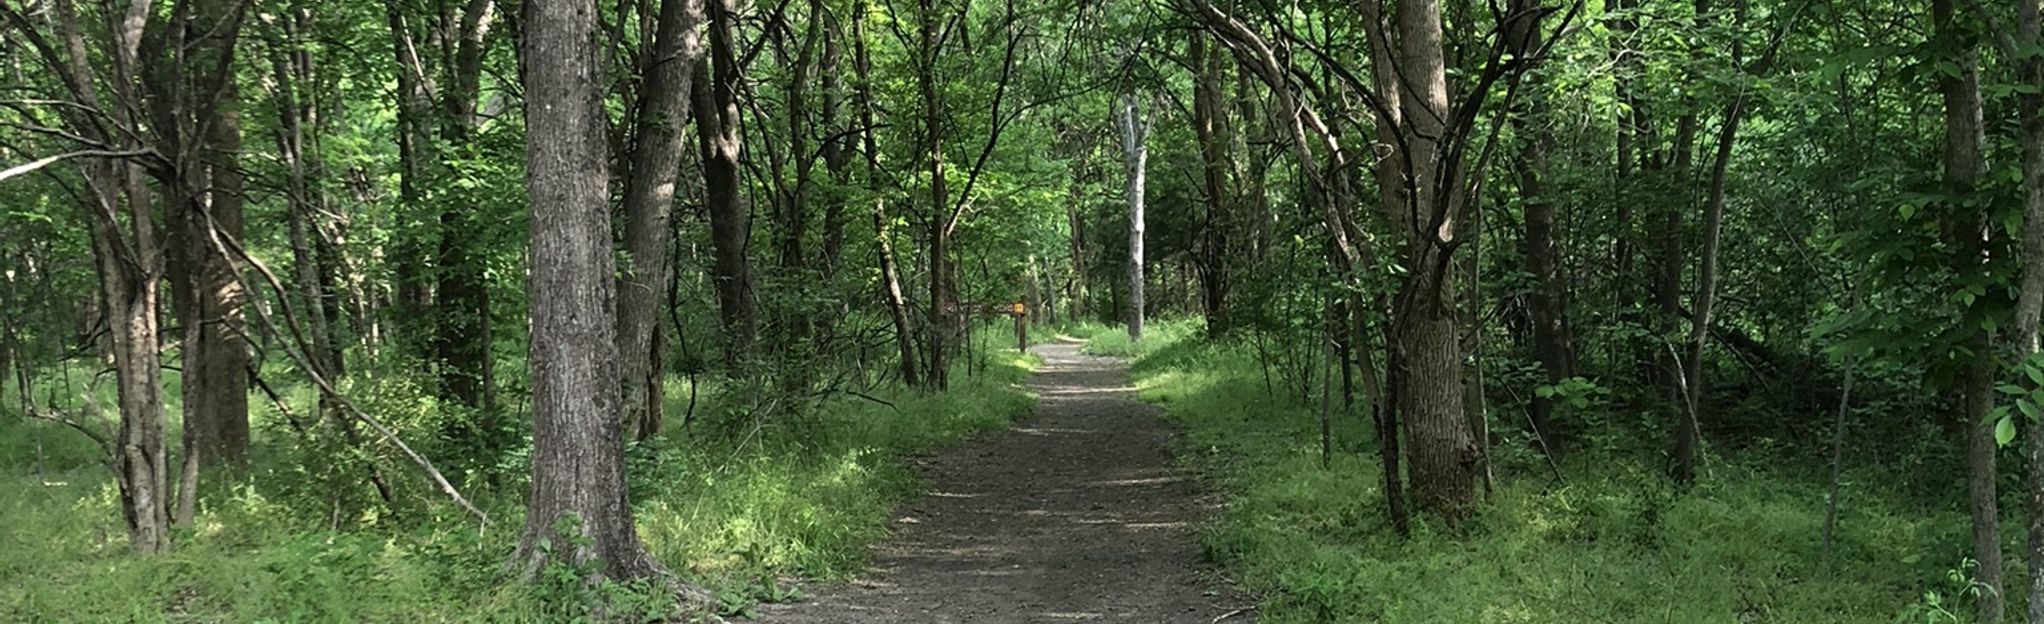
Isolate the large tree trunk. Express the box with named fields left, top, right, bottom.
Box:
left=189, top=79, right=251, bottom=472
left=1117, top=93, right=1148, bottom=341
left=693, top=0, right=758, bottom=367
left=151, top=0, right=249, bottom=525
left=512, top=0, right=685, bottom=591
left=1391, top=0, right=1478, bottom=519
left=1932, top=0, right=2001, bottom=615
left=618, top=0, right=704, bottom=440
left=1190, top=35, right=1231, bottom=336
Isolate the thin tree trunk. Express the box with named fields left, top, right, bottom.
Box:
left=1191, top=34, right=1231, bottom=336
left=1821, top=363, right=1856, bottom=563
left=776, top=0, right=823, bottom=272
left=917, top=0, right=951, bottom=389
left=693, top=0, right=758, bottom=367
left=1933, top=0, right=2000, bottom=614
left=1067, top=165, right=1089, bottom=321
left=618, top=0, right=704, bottom=440
left=2014, top=0, right=2044, bottom=615
left=1117, top=93, right=1148, bottom=341
left=1508, top=7, right=1576, bottom=455
left=818, top=6, right=852, bottom=276
left=1234, top=69, right=1271, bottom=262
left=385, top=0, right=436, bottom=348
left=432, top=0, right=499, bottom=412
left=852, top=0, right=919, bottom=386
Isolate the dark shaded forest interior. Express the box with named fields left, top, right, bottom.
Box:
left=5, top=0, right=2044, bottom=620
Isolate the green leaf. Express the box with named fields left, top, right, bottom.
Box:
left=1997, top=416, right=2018, bottom=447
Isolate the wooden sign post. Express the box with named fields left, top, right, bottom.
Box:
left=1012, top=301, right=1028, bottom=352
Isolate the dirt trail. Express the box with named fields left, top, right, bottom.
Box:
left=762, top=339, right=1250, bottom=623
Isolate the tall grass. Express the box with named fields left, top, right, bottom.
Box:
left=1077, top=321, right=1971, bottom=623
left=0, top=331, right=1037, bottom=622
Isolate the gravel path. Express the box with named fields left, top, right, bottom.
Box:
left=761, top=339, right=1250, bottom=623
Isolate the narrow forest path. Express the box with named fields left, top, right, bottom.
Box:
left=762, top=339, right=1250, bottom=623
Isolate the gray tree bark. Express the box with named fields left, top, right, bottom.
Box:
left=693, top=0, right=759, bottom=367
left=1116, top=93, right=1148, bottom=341
left=850, top=0, right=919, bottom=387
left=512, top=0, right=694, bottom=595
left=1391, top=0, right=1479, bottom=519
left=2013, top=0, right=2044, bottom=618
left=619, top=0, right=704, bottom=439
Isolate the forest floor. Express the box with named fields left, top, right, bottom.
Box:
left=761, top=339, right=1251, bottom=623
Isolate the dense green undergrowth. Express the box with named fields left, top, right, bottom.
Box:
left=0, top=336, right=1036, bottom=622
left=1074, top=320, right=1981, bottom=623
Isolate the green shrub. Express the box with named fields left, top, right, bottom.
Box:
left=1117, top=333, right=1965, bottom=623
left=0, top=338, right=1036, bottom=622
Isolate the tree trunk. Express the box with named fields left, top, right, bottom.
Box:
left=1360, top=0, right=1410, bottom=534
left=693, top=0, right=758, bottom=367
left=819, top=6, right=852, bottom=276
left=39, top=0, right=171, bottom=552
left=1508, top=1, right=1574, bottom=456
left=512, top=0, right=684, bottom=590
left=1391, top=0, right=1478, bottom=519
left=152, top=0, right=249, bottom=524
left=776, top=0, right=823, bottom=273
left=850, top=1, right=919, bottom=387
left=1117, top=93, right=1148, bottom=341
left=618, top=0, right=704, bottom=440
left=1674, top=97, right=1741, bottom=488
left=1191, top=35, right=1231, bottom=336
left=385, top=0, right=437, bottom=350
left=1933, top=0, right=2001, bottom=615
left=271, top=5, right=345, bottom=394
left=917, top=0, right=951, bottom=389
left=97, top=181, right=171, bottom=553
left=432, top=0, right=499, bottom=412
left=1067, top=166, right=1089, bottom=321
left=1234, top=69, right=1271, bottom=262
left=2013, top=0, right=2044, bottom=617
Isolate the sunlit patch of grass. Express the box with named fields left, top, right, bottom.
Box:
left=0, top=332, right=1037, bottom=621
left=1111, top=331, right=1967, bottom=623
left=1067, top=317, right=1205, bottom=358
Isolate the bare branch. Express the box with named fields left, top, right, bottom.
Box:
left=0, top=149, right=150, bottom=184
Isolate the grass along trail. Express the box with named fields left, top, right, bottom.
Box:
left=763, top=339, right=1248, bottom=623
